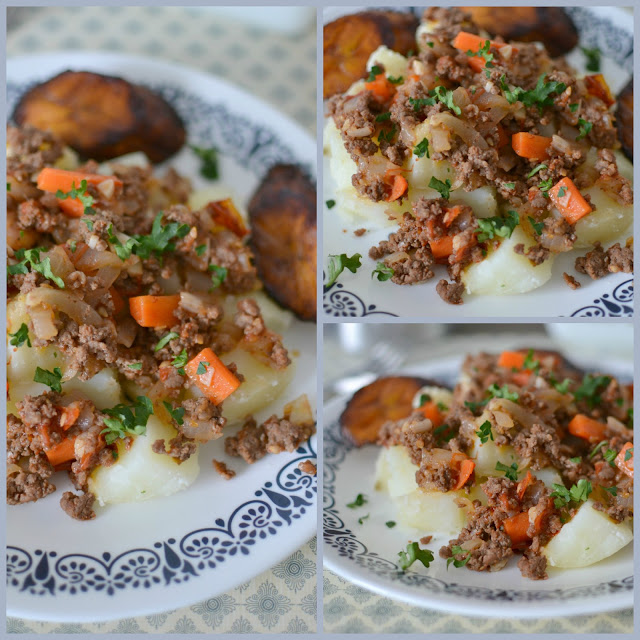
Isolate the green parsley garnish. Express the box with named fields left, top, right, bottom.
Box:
left=162, top=400, right=185, bottom=426
left=429, top=176, right=452, bottom=200
left=388, top=75, right=404, bottom=84
left=508, top=73, right=566, bottom=112
left=9, top=323, right=31, bottom=348
left=575, top=374, right=611, bottom=408
left=589, top=440, right=609, bottom=459
left=551, top=479, right=592, bottom=508
left=208, top=264, right=228, bottom=289
left=419, top=394, right=431, bottom=407
left=195, top=244, right=207, bottom=256
left=55, top=180, right=95, bottom=216
left=366, top=65, right=383, bottom=82
left=375, top=112, right=391, bottom=122
left=414, top=137, right=430, bottom=159
left=190, top=144, right=219, bottom=180
left=475, top=420, right=494, bottom=444
left=102, top=396, right=154, bottom=445
left=433, top=85, right=462, bottom=115
left=408, top=96, right=436, bottom=112
left=437, top=402, right=448, bottom=412
left=132, top=212, right=190, bottom=260
left=154, top=332, right=179, bottom=352
left=522, top=349, right=540, bottom=374
left=504, top=182, right=515, bottom=190
left=538, top=178, right=553, bottom=192
left=9, top=248, right=65, bottom=288
left=68, top=239, right=77, bottom=253
left=325, top=253, right=362, bottom=287
left=603, top=486, right=618, bottom=497
left=528, top=216, right=544, bottom=236
left=347, top=493, right=367, bottom=509
left=527, top=163, right=547, bottom=179
left=372, top=262, right=394, bottom=282
left=447, top=545, right=472, bottom=569
left=569, top=456, right=581, bottom=464
left=580, top=46, right=601, bottom=73
left=625, top=447, right=633, bottom=462
left=128, top=363, right=142, bottom=370
left=172, top=349, right=188, bottom=375
left=488, top=383, right=519, bottom=402
left=106, top=224, right=138, bottom=261
left=569, top=103, right=579, bottom=113
left=603, top=448, right=618, bottom=466
left=196, top=361, right=210, bottom=375
left=34, top=366, right=63, bottom=392
left=576, top=118, right=593, bottom=141
left=467, top=39, right=494, bottom=77
left=325, top=199, right=336, bottom=209
left=385, top=521, right=396, bottom=528
left=495, top=461, right=519, bottom=482
left=557, top=186, right=567, bottom=198
left=84, top=219, right=94, bottom=231
left=475, top=211, right=519, bottom=243
left=378, top=124, right=397, bottom=144
left=358, top=514, right=370, bottom=525
left=398, top=542, right=434, bottom=571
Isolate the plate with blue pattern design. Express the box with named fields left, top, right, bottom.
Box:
left=7, top=52, right=317, bottom=622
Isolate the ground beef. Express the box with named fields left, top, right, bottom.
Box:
left=354, top=228, right=366, bottom=237
left=298, top=459, right=317, bottom=475
left=593, top=149, right=633, bottom=206
left=563, top=272, right=581, bottom=289
left=351, top=171, right=389, bottom=202
left=152, top=434, right=197, bottom=463
left=513, top=243, right=550, bottom=266
left=539, top=216, right=576, bottom=253
left=181, top=397, right=226, bottom=441
left=225, top=417, right=266, bottom=464
left=436, top=279, right=464, bottom=304
left=328, top=91, right=380, bottom=160
left=235, top=298, right=266, bottom=338
left=17, top=199, right=62, bottom=233
left=60, top=491, right=96, bottom=521
left=518, top=549, right=548, bottom=580
left=160, top=167, right=191, bottom=203
left=377, top=412, right=436, bottom=466
left=575, top=241, right=633, bottom=279
left=7, top=469, right=56, bottom=505
left=212, top=459, right=236, bottom=480
left=7, top=125, right=63, bottom=181
left=420, top=535, right=433, bottom=545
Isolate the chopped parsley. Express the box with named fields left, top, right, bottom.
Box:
left=385, top=521, right=396, bottom=529
left=433, top=85, right=462, bottom=115
left=569, top=103, right=580, bottom=113
left=625, top=447, right=633, bottom=462
left=464, top=399, right=488, bottom=413
left=378, top=124, right=397, bottom=144
left=557, top=186, right=567, bottom=198
left=466, top=39, right=494, bottom=77
left=358, top=514, right=370, bottom=525
left=569, top=456, right=581, bottom=464
left=447, top=545, right=471, bottom=569
left=603, top=486, right=618, bottom=497
left=388, top=75, right=404, bottom=84
left=132, top=212, right=190, bottom=260
left=107, top=225, right=137, bottom=261
left=495, top=461, right=519, bottom=482
left=9, top=323, right=31, bottom=348
left=162, top=400, right=185, bottom=426
left=413, top=137, right=430, bottom=159
left=366, top=65, right=383, bottom=82
left=603, top=448, right=618, bottom=466
left=154, top=332, right=179, bottom=352
left=9, top=248, right=65, bottom=288
left=500, top=75, right=522, bottom=104
left=528, top=216, right=544, bottom=236
left=516, top=73, right=567, bottom=111
left=527, top=163, right=548, bottom=179
left=522, top=349, right=540, bottom=375
left=196, top=361, right=210, bottom=375
left=538, top=178, right=553, bottom=192
left=488, top=383, right=519, bottom=402
left=84, top=219, right=94, bottom=231
left=589, top=440, right=609, bottom=459
left=325, top=253, right=362, bottom=287
left=68, top=239, right=77, bottom=253
left=375, top=112, right=391, bottom=122
left=580, top=46, right=601, bottom=73
left=190, top=144, right=219, bottom=180
left=576, top=118, right=593, bottom=141
left=195, top=244, right=207, bottom=256
left=102, top=396, right=154, bottom=445
left=128, top=362, right=142, bottom=370
left=34, top=366, right=63, bottom=392
left=347, top=493, right=367, bottom=509
left=372, top=262, right=394, bottom=281
left=575, top=374, right=611, bottom=408
left=551, top=479, right=592, bottom=508
left=437, top=402, right=448, bottom=412
left=398, top=542, right=434, bottom=571
left=418, top=394, right=431, bottom=406
left=504, top=182, right=515, bottom=190
left=475, top=210, right=519, bottom=243
left=172, top=349, right=188, bottom=375
left=549, top=373, right=571, bottom=394
left=208, top=264, right=228, bottom=289
left=475, top=420, right=494, bottom=444
left=408, top=96, right=436, bottom=112
left=55, top=179, right=95, bottom=215
left=429, top=176, right=452, bottom=200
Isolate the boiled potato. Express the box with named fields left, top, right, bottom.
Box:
left=462, top=225, right=554, bottom=296
left=221, top=292, right=294, bottom=337
left=412, top=385, right=453, bottom=411
left=395, top=490, right=471, bottom=535
left=189, top=184, right=246, bottom=217
left=375, top=445, right=419, bottom=497
left=366, top=45, right=409, bottom=80
left=469, top=432, right=519, bottom=479
left=542, top=499, right=633, bottom=568
left=89, top=415, right=199, bottom=506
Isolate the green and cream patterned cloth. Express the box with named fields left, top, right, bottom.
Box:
left=7, top=6, right=316, bottom=634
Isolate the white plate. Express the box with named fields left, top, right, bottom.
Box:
left=323, top=355, right=633, bottom=618
left=7, top=52, right=317, bottom=622
left=322, top=6, right=633, bottom=318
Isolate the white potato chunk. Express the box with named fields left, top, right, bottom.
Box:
left=542, top=499, right=633, bottom=568
left=374, top=445, right=419, bottom=497
left=469, top=433, right=519, bottom=479
left=412, top=385, right=453, bottom=411
left=395, top=490, right=471, bottom=535
left=462, top=225, right=554, bottom=296
left=531, top=467, right=563, bottom=488
left=98, top=151, right=150, bottom=172
left=366, top=45, right=409, bottom=79
left=218, top=348, right=294, bottom=424
left=89, top=415, right=199, bottom=506
left=188, top=185, right=248, bottom=220
left=221, top=292, right=293, bottom=336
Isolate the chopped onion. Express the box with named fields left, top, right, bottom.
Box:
left=28, top=304, right=57, bottom=341
left=430, top=112, right=489, bottom=150
left=7, top=463, right=22, bottom=477
left=284, top=394, right=314, bottom=427
left=26, top=287, right=105, bottom=328
left=385, top=251, right=410, bottom=265
left=180, top=291, right=206, bottom=314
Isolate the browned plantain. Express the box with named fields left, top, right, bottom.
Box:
left=461, top=7, right=578, bottom=57
left=324, top=11, right=418, bottom=99
left=12, top=71, right=185, bottom=162
left=340, top=376, right=436, bottom=446
left=248, top=164, right=316, bottom=321
left=616, top=79, right=633, bottom=162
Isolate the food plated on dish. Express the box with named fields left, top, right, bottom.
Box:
left=324, top=344, right=633, bottom=615
left=323, top=7, right=633, bottom=313
left=7, top=53, right=317, bottom=620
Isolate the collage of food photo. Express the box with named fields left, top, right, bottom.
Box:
left=5, top=3, right=636, bottom=637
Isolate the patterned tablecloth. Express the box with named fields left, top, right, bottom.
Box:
left=7, top=5, right=316, bottom=634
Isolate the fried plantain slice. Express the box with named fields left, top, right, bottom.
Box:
left=324, top=10, right=419, bottom=99
left=248, top=164, right=317, bottom=321
left=12, top=70, right=185, bottom=162
left=460, top=7, right=578, bottom=57
left=340, top=376, right=436, bottom=446
left=616, top=79, right=633, bottom=162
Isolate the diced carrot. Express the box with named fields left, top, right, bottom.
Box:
left=365, top=72, right=396, bottom=102
left=584, top=74, right=614, bottom=107
left=452, top=32, right=514, bottom=72
left=206, top=199, right=249, bottom=238
left=37, top=168, right=123, bottom=218
left=549, top=177, right=592, bottom=225
left=443, top=205, right=463, bottom=227
left=517, top=470, right=534, bottom=501
left=453, top=458, right=475, bottom=490
left=568, top=414, right=608, bottom=442
left=386, top=174, right=408, bottom=202
left=185, top=347, right=241, bottom=406
left=513, top=371, right=532, bottom=387
left=615, top=442, right=633, bottom=479
left=503, top=512, right=530, bottom=546
left=512, top=132, right=552, bottom=160
left=498, top=351, right=526, bottom=370
left=59, top=402, right=81, bottom=431
left=110, top=287, right=126, bottom=316
left=429, top=236, right=453, bottom=261
left=129, top=295, right=180, bottom=328
left=45, top=437, right=77, bottom=468
left=419, top=401, right=445, bottom=428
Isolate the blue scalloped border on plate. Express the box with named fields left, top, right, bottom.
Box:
left=324, top=414, right=632, bottom=602
left=7, top=80, right=317, bottom=599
